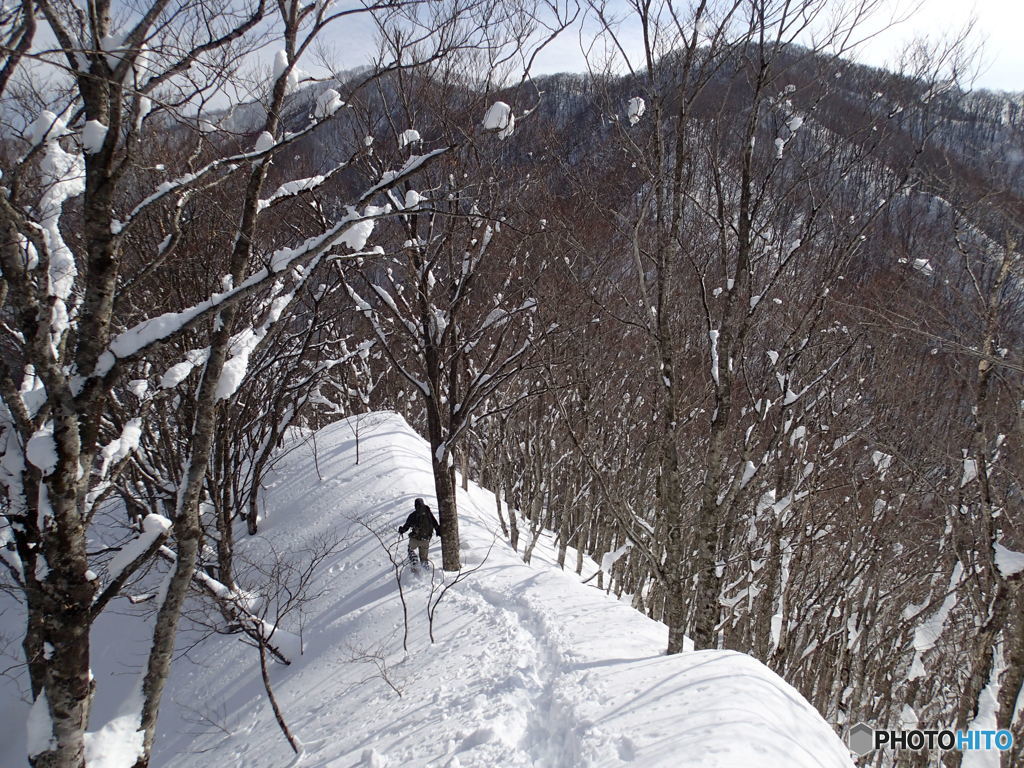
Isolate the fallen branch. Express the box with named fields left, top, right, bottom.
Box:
left=157, top=546, right=291, bottom=665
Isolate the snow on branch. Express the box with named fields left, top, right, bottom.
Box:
left=92, top=147, right=449, bottom=381
left=907, top=563, right=962, bottom=680
left=216, top=246, right=338, bottom=401
left=994, top=543, right=1024, bottom=578
left=345, top=281, right=431, bottom=398
left=90, top=514, right=172, bottom=619
left=258, top=171, right=337, bottom=212
left=482, top=102, right=514, bottom=139
left=626, top=97, right=645, bottom=125
left=115, top=111, right=376, bottom=235
left=0, top=516, right=24, bottom=584
left=155, top=546, right=295, bottom=664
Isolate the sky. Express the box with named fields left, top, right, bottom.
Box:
left=522, top=0, right=1024, bottom=92
left=860, top=0, right=1024, bottom=91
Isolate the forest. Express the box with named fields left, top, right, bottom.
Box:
left=0, top=0, right=1021, bottom=766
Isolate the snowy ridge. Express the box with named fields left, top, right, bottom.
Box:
left=2, top=412, right=854, bottom=767
left=157, top=411, right=854, bottom=767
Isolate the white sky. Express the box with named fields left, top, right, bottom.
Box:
left=524, top=0, right=1023, bottom=92
left=289, top=0, right=1022, bottom=93
left=861, top=0, right=1024, bottom=91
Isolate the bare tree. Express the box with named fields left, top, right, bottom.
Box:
left=340, top=50, right=562, bottom=569
left=0, top=0, right=518, bottom=764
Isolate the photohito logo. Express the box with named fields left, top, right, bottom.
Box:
left=847, top=723, right=1013, bottom=756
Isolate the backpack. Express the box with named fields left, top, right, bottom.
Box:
left=413, top=508, right=435, bottom=540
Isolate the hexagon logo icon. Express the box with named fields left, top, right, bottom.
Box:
left=848, top=723, right=875, bottom=756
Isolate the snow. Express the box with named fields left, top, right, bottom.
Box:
left=152, top=413, right=852, bottom=767
left=333, top=207, right=380, bottom=251
left=25, top=425, right=58, bottom=476
left=99, top=203, right=385, bottom=375
left=398, top=129, right=421, bottom=148
left=907, top=563, right=961, bottom=680
left=993, top=543, right=1024, bottom=577
left=481, top=307, right=510, bottom=331
left=899, top=257, right=935, bottom=276
left=709, top=329, right=720, bottom=385
left=136, top=97, right=152, bottom=126
left=770, top=613, right=784, bottom=651
left=253, top=131, right=275, bottom=154
left=105, top=419, right=142, bottom=465
left=96, top=418, right=143, bottom=483
left=216, top=328, right=260, bottom=400
left=35, top=113, right=85, bottom=340
left=83, top=708, right=144, bottom=768
left=0, top=517, right=23, bottom=581
left=362, top=748, right=388, bottom=767
left=258, top=174, right=326, bottom=211
left=272, top=49, right=289, bottom=80
left=272, top=50, right=299, bottom=92
left=626, top=97, right=646, bottom=125
left=314, top=88, right=344, bottom=119
left=870, top=450, right=893, bottom=478
left=961, top=457, right=978, bottom=487
left=99, top=31, right=127, bottom=70
left=403, top=189, right=424, bottom=208
left=82, top=120, right=108, bottom=154
left=1, top=413, right=854, bottom=768
left=961, top=642, right=1006, bottom=768
left=913, top=258, right=933, bottom=275
left=105, top=514, right=171, bottom=583
left=159, top=360, right=197, bottom=389
left=194, top=570, right=232, bottom=599
left=739, top=460, right=757, bottom=488
left=28, top=110, right=72, bottom=144
left=599, top=542, right=632, bottom=575
left=26, top=691, right=55, bottom=758
left=109, top=312, right=203, bottom=362
left=482, top=102, right=515, bottom=139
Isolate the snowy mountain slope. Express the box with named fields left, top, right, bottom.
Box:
left=1, top=412, right=856, bottom=767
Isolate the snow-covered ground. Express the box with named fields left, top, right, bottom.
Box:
left=0, top=412, right=855, bottom=767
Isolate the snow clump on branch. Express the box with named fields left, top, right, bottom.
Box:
left=482, top=102, right=514, bottom=139
left=398, top=129, right=421, bottom=148
left=81, top=120, right=108, bottom=154
left=627, top=97, right=646, bottom=125
left=314, top=88, right=345, bottom=119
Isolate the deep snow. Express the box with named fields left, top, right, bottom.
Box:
left=0, top=412, right=856, bottom=767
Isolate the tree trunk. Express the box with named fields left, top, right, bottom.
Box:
left=998, top=588, right=1023, bottom=768
left=216, top=501, right=235, bottom=591
left=460, top=444, right=470, bottom=491
left=506, top=474, right=519, bottom=552
left=32, top=577, right=94, bottom=768
left=32, top=406, right=96, bottom=768
left=426, top=414, right=460, bottom=571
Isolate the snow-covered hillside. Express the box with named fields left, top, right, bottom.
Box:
left=1, top=412, right=856, bottom=767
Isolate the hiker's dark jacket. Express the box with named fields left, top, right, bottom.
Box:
left=399, top=506, right=441, bottom=540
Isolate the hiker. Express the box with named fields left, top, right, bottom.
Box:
left=398, top=497, right=441, bottom=565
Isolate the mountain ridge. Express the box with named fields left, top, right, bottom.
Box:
left=100, top=411, right=859, bottom=767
